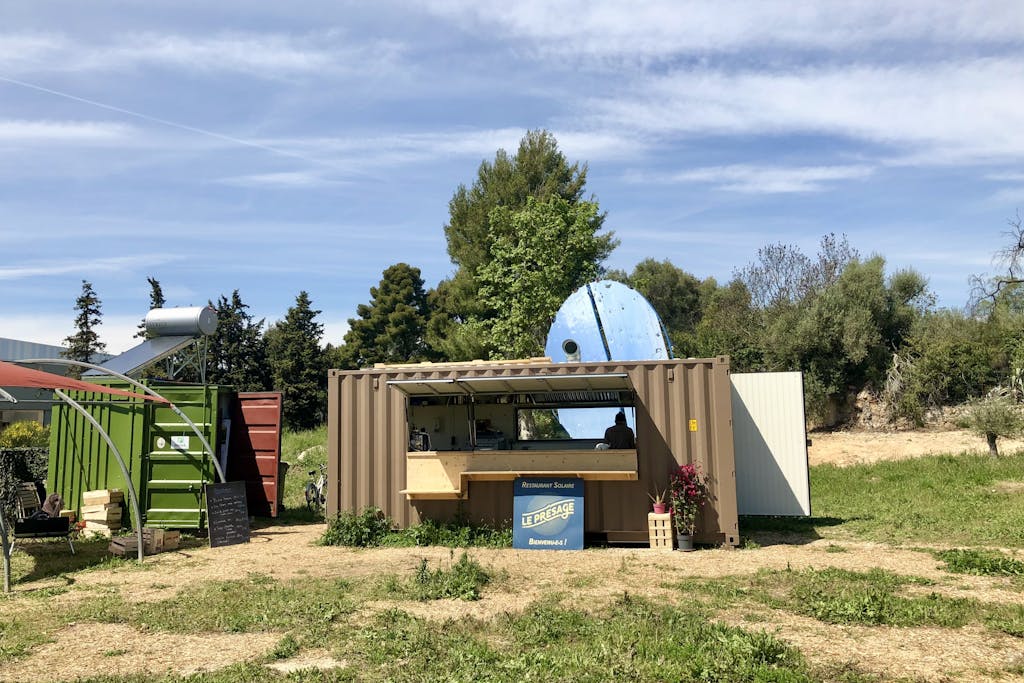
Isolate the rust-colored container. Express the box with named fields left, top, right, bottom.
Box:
left=327, top=358, right=738, bottom=545
left=227, top=392, right=284, bottom=517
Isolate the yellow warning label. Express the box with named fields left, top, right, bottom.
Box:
left=688, top=419, right=698, bottom=432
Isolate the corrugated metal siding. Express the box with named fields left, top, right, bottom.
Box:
left=731, top=372, right=810, bottom=516
left=328, top=358, right=738, bottom=545
left=48, top=381, right=223, bottom=528
left=228, top=392, right=283, bottom=517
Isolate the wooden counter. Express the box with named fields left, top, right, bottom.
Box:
left=401, top=449, right=638, bottom=499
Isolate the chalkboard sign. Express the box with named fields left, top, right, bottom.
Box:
left=205, top=481, right=250, bottom=548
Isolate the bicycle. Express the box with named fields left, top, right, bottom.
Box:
left=304, top=463, right=327, bottom=513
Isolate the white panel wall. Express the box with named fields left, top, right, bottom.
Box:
left=731, top=372, right=811, bottom=516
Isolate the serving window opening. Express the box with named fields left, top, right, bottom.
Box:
left=393, top=374, right=640, bottom=499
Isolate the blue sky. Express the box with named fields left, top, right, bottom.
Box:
left=3, top=1, right=1024, bottom=353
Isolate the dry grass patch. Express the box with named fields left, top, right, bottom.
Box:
left=0, top=623, right=278, bottom=683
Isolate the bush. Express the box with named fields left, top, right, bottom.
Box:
left=0, top=446, right=48, bottom=520
left=319, top=506, right=512, bottom=548
left=319, top=507, right=393, bottom=547
left=0, top=421, right=49, bottom=448
left=391, top=518, right=511, bottom=548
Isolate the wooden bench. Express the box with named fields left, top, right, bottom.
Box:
left=10, top=483, right=75, bottom=555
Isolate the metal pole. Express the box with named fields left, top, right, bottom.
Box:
left=55, top=390, right=145, bottom=563
left=15, top=359, right=225, bottom=483
left=0, top=505, right=11, bottom=593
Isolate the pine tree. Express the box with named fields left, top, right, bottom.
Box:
left=62, top=280, right=105, bottom=376
left=136, top=277, right=166, bottom=338
left=207, top=290, right=271, bottom=392
left=265, top=292, right=326, bottom=429
left=339, top=263, right=433, bottom=369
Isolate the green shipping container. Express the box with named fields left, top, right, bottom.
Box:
left=48, top=380, right=230, bottom=529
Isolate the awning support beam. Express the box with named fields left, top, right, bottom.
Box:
left=55, top=389, right=145, bottom=564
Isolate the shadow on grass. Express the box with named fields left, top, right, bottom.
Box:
left=739, top=515, right=852, bottom=546
left=257, top=505, right=326, bottom=527
left=8, top=537, right=135, bottom=590
left=8, top=532, right=211, bottom=591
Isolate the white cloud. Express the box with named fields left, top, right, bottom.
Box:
left=659, top=164, right=874, bottom=193
left=0, top=255, right=182, bottom=281
left=589, top=59, right=1024, bottom=165
left=0, top=119, right=131, bottom=143
left=425, top=1, right=1024, bottom=59
left=258, top=127, right=645, bottom=171
left=0, top=30, right=406, bottom=79
left=216, top=171, right=349, bottom=189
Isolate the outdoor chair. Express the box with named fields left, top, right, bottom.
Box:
left=11, top=482, right=75, bottom=555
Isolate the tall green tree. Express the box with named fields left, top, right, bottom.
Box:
left=207, top=290, right=271, bottom=392
left=62, top=280, right=105, bottom=376
left=136, top=277, right=166, bottom=338
left=477, top=196, right=617, bottom=359
left=692, top=278, right=765, bottom=370
left=265, top=292, right=326, bottom=429
left=429, top=129, right=607, bottom=360
left=339, top=263, right=433, bottom=369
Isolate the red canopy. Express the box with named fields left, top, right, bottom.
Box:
left=0, top=361, right=168, bottom=403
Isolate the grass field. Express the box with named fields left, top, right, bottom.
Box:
left=1, top=433, right=1022, bottom=682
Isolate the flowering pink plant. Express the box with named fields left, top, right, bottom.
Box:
left=668, top=463, right=710, bottom=536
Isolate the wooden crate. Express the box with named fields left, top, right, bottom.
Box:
left=163, top=530, right=181, bottom=551
left=142, top=528, right=164, bottom=554
left=82, top=519, right=120, bottom=538
left=648, top=512, right=673, bottom=551
left=108, top=535, right=139, bottom=556
left=82, top=504, right=122, bottom=523
left=82, top=489, right=124, bottom=506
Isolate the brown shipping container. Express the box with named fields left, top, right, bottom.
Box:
left=327, top=357, right=738, bottom=545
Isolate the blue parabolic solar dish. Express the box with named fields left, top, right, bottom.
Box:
left=545, top=280, right=671, bottom=363
left=543, top=280, right=671, bottom=438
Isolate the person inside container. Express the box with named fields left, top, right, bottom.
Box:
left=603, top=411, right=636, bottom=449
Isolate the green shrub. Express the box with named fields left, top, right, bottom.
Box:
left=0, top=421, right=49, bottom=448
left=319, top=507, right=511, bottom=548
left=389, top=518, right=511, bottom=548
left=960, top=390, right=1024, bottom=456
left=319, top=507, right=393, bottom=547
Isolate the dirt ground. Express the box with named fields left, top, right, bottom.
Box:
left=807, top=428, right=1024, bottom=466
left=3, top=429, right=1023, bottom=682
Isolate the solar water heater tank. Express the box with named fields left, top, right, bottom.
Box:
left=144, top=306, right=217, bottom=337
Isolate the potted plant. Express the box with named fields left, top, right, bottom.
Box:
left=668, top=463, right=709, bottom=551
left=648, top=486, right=668, bottom=514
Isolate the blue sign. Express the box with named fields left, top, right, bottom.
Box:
left=513, top=477, right=584, bottom=550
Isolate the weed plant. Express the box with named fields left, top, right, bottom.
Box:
left=318, top=507, right=393, bottom=547
left=379, top=551, right=493, bottom=601
left=934, top=548, right=1024, bottom=576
